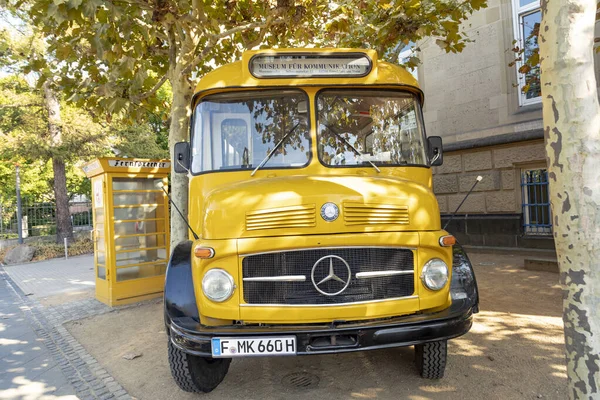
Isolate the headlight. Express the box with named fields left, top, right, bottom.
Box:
left=421, top=259, right=449, bottom=291
left=202, top=269, right=235, bottom=302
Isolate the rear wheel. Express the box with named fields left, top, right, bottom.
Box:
left=415, top=340, right=447, bottom=379
left=168, top=340, right=231, bottom=393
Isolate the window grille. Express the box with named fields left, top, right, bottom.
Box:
left=521, top=169, right=552, bottom=235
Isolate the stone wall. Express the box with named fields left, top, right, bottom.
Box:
left=434, top=140, right=547, bottom=214
left=0, top=230, right=92, bottom=251
left=418, top=0, right=544, bottom=146
left=418, top=0, right=599, bottom=149
left=434, top=139, right=554, bottom=249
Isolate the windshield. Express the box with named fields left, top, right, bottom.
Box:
left=316, top=90, right=428, bottom=167
left=191, top=90, right=310, bottom=174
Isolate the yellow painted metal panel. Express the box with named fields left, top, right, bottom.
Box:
left=82, top=158, right=170, bottom=177
left=194, top=49, right=421, bottom=100
left=84, top=159, right=170, bottom=307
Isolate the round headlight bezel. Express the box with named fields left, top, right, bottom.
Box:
left=202, top=269, right=235, bottom=302
left=421, top=258, right=449, bottom=291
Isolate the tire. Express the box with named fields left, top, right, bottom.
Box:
left=168, top=340, right=231, bottom=393
left=415, top=340, right=447, bottom=379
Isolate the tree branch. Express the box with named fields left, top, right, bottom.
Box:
left=132, top=74, right=168, bottom=102
left=213, top=19, right=283, bottom=42
left=180, top=18, right=286, bottom=76
left=111, top=0, right=153, bottom=11
left=191, top=0, right=207, bottom=23
left=0, top=103, right=42, bottom=109
left=167, top=25, right=178, bottom=71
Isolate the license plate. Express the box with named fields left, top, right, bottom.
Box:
left=211, top=336, right=296, bottom=357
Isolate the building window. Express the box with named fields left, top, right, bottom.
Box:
left=521, top=169, right=552, bottom=235
left=512, top=0, right=542, bottom=106
left=398, top=42, right=418, bottom=81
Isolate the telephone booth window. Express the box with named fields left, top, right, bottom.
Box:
left=112, top=178, right=168, bottom=282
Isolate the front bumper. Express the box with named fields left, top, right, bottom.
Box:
left=168, top=297, right=474, bottom=357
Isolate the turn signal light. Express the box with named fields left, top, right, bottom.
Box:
left=194, top=246, right=215, bottom=259
left=439, top=235, right=456, bottom=247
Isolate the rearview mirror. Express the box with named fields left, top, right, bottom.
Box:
left=173, top=142, right=190, bottom=173
left=427, top=136, right=443, bottom=166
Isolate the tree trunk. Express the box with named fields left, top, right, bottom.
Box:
left=51, top=158, right=73, bottom=243
left=43, top=81, right=74, bottom=244
left=539, top=0, right=600, bottom=398
left=167, top=72, right=194, bottom=249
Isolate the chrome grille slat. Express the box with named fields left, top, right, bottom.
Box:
left=243, top=275, right=306, bottom=282
left=242, top=248, right=414, bottom=305
left=355, top=270, right=414, bottom=279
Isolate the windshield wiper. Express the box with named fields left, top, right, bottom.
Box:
left=326, top=126, right=381, bottom=173
left=251, top=122, right=300, bottom=176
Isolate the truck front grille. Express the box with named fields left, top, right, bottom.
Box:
left=242, top=248, right=414, bottom=305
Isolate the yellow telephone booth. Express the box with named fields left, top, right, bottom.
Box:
left=82, top=158, right=170, bottom=306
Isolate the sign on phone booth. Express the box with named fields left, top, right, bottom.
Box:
left=82, top=158, right=171, bottom=306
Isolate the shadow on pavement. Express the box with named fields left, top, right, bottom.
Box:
left=65, top=253, right=567, bottom=400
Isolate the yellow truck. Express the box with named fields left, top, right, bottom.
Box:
left=164, top=48, right=479, bottom=393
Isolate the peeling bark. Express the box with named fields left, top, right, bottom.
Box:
left=539, top=0, right=600, bottom=397
left=167, top=71, right=194, bottom=248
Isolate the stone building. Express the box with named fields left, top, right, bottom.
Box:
left=413, top=0, right=600, bottom=249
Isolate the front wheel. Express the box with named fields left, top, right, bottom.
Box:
left=168, top=340, right=231, bottom=393
left=414, top=340, right=447, bottom=379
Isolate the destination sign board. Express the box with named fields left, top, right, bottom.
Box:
left=249, top=54, right=372, bottom=78
left=108, top=160, right=170, bottom=169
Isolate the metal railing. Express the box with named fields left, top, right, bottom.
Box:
left=0, top=198, right=92, bottom=239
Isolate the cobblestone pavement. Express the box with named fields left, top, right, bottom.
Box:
left=0, top=262, right=131, bottom=400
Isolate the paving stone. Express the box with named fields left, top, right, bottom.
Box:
left=106, top=381, right=121, bottom=390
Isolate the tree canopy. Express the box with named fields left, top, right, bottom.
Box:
left=19, top=0, right=487, bottom=244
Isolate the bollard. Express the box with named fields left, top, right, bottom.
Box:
left=64, top=237, right=68, bottom=259
left=15, top=165, right=23, bottom=244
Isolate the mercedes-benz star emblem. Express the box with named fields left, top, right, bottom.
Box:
left=311, top=255, right=352, bottom=296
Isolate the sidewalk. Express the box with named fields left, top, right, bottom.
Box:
left=2, top=255, right=94, bottom=300
left=0, top=256, right=131, bottom=400
left=0, top=269, right=78, bottom=399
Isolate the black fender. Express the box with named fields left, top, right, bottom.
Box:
left=450, top=244, right=480, bottom=313
left=164, top=241, right=200, bottom=329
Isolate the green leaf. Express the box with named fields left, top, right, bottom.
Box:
left=67, top=0, right=83, bottom=9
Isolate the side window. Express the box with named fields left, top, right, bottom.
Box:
left=512, top=0, right=542, bottom=106
left=520, top=168, right=552, bottom=235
